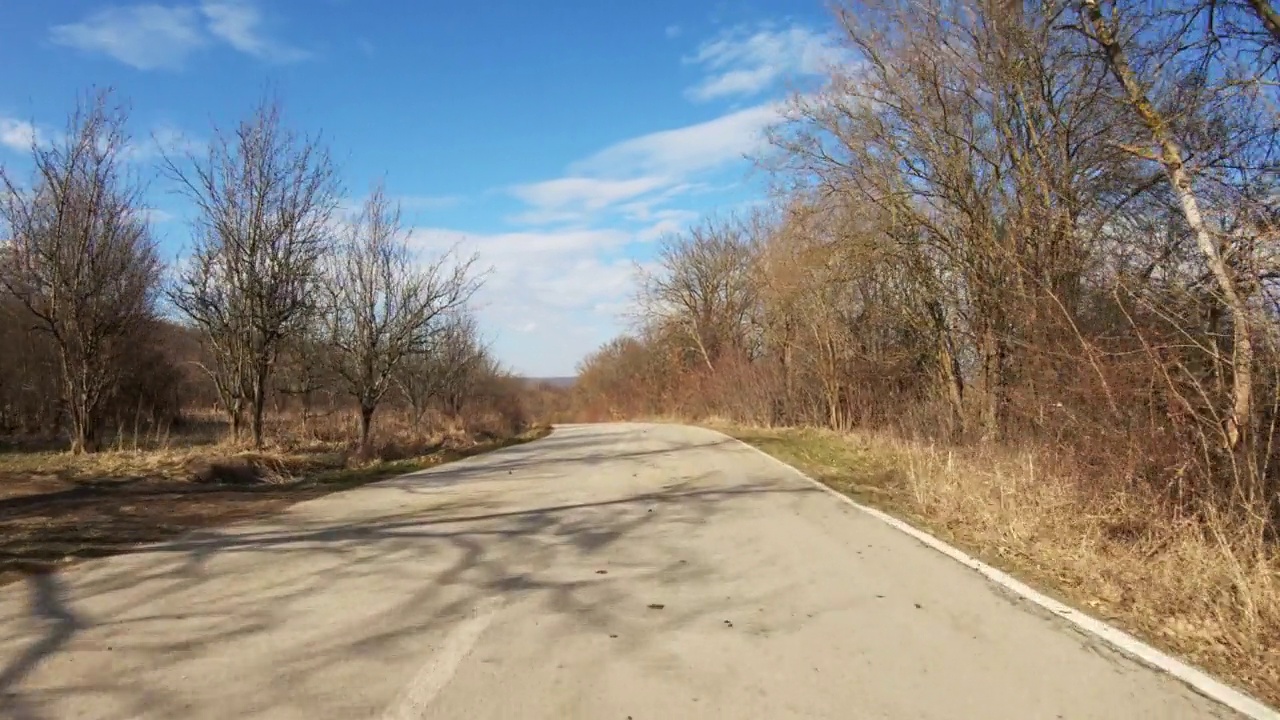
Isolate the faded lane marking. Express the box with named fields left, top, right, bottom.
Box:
left=380, top=597, right=502, bottom=720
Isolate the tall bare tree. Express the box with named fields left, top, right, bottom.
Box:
left=639, top=216, right=759, bottom=372
left=0, top=90, right=162, bottom=453
left=1077, top=0, right=1247, bottom=451
left=165, top=97, right=340, bottom=448
left=321, top=184, right=479, bottom=454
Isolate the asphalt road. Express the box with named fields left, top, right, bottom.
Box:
left=0, top=423, right=1244, bottom=719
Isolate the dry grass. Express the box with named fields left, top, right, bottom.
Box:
left=720, top=423, right=1280, bottom=708
left=0, top=414, right=549, bottom=585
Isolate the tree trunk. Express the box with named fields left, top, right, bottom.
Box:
left=227, top=404, right=241, bottom=443
left=358, top=403, right=376, bottom=457
left=782, top=331, right=794, bottom=426
left=938, top=337, right=966, bottom=437
left=251, top=369, right=268, bottom=449
left=68, top=401, right=93, bottom=455
left=979, top=320, right=1005, bottom=440
left=1247, top=0, right=1280, bottom=44
left=300, top=393, right=313, bottom=437
left=62, top=358, right=97, bottom=454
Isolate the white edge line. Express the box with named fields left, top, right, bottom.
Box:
left=722, top=430, right=1279, bottom=720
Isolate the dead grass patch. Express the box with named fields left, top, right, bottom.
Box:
left=0, top=424, right=550, bottom=585
left=720, top=423, right=1280, bottom=709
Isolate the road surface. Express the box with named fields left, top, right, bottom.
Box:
left=0, top=423, right=1244, bottom=719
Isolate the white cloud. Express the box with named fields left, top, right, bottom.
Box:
left=411, top=227, right=630, bottom=261
left=49, top=1, right=306, bottom=70
left=685, top=23, right=842, bottom=102
left=453, top=83, right=787, bottom=372
left=399, top=105, right=774, bottom=374
left=570, top=102, right=783, bottom=179
left=506, top=209, right=590, bottom=226
left=200, top=0, right=309, bottom=62
left=665, top=24, right=682, bottom=39
left=616, top=184, right=706, bottom=221
left=482, top=112, right=755, bottom=367
left=51, top=5, right=206, bottom=70
left=0, top=118, right=39, bottom=152
left=635, top=209, right=700, bottom=241
left=509, top=176, right=670, bottom=224
left=513, top=176, right=670, bottom=211
left=0, top=116, right=201, bottom=163
left=407, top=226, right=641, bottom=375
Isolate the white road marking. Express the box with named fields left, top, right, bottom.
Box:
left=725, top=431, right=1280, bottom=720
left=380, top=597, right=501, bottom=720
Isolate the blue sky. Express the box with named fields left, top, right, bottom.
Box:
left=0, top=0, right=841, bottom=376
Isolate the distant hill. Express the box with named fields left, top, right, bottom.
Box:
left=523, top=376, right=576, bottom=388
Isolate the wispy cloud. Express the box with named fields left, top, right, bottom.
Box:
left=51, top=5, right=207, bottom=70
left=509, top=176, right=670, bottom=224
left=200, top=0, right=309, bottom=62
left=665, top=24, right=682, bottom=39
left=617, top=184, right=708, bottom=219
left=142, top=207, right=177, bottom=224
left=484, top=105, right=773, bottom=371
left=570, top=102, right=782, bottom=179
left=632, top=208, right=701, bottom=241
left=49, top=1, right=307, bottom=70
left=491, top=107, right=767, bottom=343
left=684, top=23, right=842, bottom=102
left=419, top=37, right=797, bottom=373
left=413, top=108, right=769, bottom=374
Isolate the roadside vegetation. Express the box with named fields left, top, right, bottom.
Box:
left=0, top=91, right=540, bottom=581
left=565, top=0, right=1280, bottom=706
left=723, top=424, right=1279, bottom=705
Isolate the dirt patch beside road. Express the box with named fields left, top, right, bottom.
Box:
left=0, top=427, right=549, bottom=585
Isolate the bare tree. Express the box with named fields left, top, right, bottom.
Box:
left=0, top=90, right=162, bottom=453
left=1077, top=0, right=1252, bottom=451
left=395, top=311, right=488, bottom=421
left=639, top=217, right=759, bottom=372
left=274, top=323, right=334, bottom=436
left=321, top=183, right=479, bottom=454
left=164, top=97, right=340, bottom=448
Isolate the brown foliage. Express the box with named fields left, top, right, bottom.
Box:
left=574, top=0, right=1280, bottom=540
left=566, top=4, right=1280, bottom=695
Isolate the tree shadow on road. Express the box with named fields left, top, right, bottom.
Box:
left=0, top=432, right=547, bottom=584
left=0, top=425, right=820, bottom=719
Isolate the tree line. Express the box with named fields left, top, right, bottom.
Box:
left=576, top=0, right=1280, bottom=538
left=0, top=91, right=517, bottom=455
